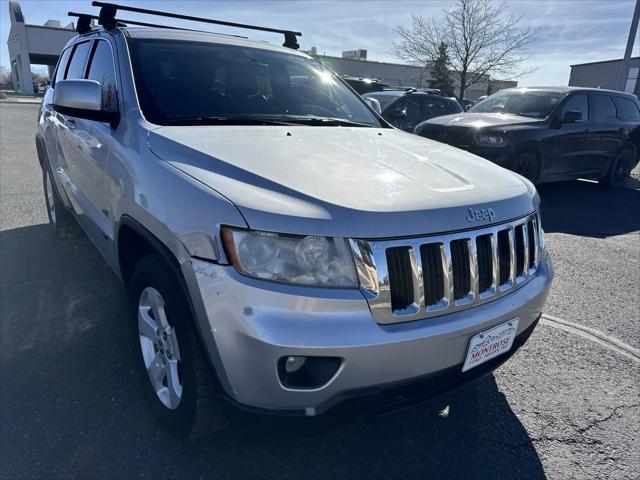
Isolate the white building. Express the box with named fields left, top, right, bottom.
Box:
left=6, top=1, right=76, bottom=94
left=314, top=50, right=510, bottom=101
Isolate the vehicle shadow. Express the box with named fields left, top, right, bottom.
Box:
left=537, top=178, right=640, bottom=238
left=0, top=223, right=545, bottom=480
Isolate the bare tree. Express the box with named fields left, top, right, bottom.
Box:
left=393, top=0, right=540, bottom=101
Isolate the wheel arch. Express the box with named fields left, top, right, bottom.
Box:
left=513, top=142, right=543, bottom=164
left=116, top=215, right=231, bottom=395
left=34, top=133, right=46, bottom=169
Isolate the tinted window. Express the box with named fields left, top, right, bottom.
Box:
left=617, top=97, right=640, bottom=121
left=127, top=38, right=382, bottom=127
left=87, top=40, right=118, bottom=112
left=65, top=42, right=91, bottom=80
left=592, top=94, right=618, bottom=122
left=53, top=48, right=72, bottom=87
left=469, top=89, right=565, bottom=118
left=561, top=94, right=589, bottom=122
left=389, top=97, right=420, bottom=120
left=418, top=96, right=462, bottom=118
left=364, top=93, right=400, bottom=110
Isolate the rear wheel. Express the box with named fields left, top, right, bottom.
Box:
left=513, top=151, right=541, bottom=183
left=599, top=144, right=637, bottom=189
left=129, top=254, right=228, bottom=438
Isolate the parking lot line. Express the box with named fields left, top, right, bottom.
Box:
left=541, top=313, right=640, bottom=363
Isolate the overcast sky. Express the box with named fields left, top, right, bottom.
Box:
left=1, top=0, right=638, bottom=86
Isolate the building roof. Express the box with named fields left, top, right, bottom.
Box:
left=319, top=54, right=423, bottom=69
left=570, top=57, right=640, bottom=68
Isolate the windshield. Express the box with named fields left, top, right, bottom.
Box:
left=469, top=89, right=566, bottom=118
left=127, top=38, right=383, bottom=127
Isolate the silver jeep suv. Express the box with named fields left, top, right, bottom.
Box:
left=36, top=8, right=553, bottom=438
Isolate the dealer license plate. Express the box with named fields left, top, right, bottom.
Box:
left=462, top=318, right=520, bottom=372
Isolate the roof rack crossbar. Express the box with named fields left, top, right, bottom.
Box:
left=90, top=1, right=301, bottom=49
left=68, top=11, right=227, bottom=35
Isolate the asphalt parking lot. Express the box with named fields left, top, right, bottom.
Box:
left=1, top=103, right=638, bottom=479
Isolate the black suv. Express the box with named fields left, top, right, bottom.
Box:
left=414, top=87, right=640, bottom=188
left=363, top=90, right=462, bottom=132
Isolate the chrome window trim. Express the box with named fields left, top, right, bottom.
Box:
left=350, top=212, right=541, bottom=325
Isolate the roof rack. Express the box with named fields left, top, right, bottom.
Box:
left=86, top=1, right=302, bottom=49
left=69, top=12, right=211, bottom=34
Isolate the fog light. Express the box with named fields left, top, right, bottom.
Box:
left=285, top=356, right=306, bottom=373
left=278, top=356, right=342, bottom=390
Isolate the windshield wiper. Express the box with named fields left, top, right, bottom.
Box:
left=274, top=116, right=375, bottom=127
left=161, top=116, right=299, bottom=126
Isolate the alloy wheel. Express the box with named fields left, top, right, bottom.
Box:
left=138, top=287, right=183, bottom=409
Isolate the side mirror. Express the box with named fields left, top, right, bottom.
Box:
left=562, top=110, right=582, bottom=123
left=53, top=79, right=119, bottom=126
left=464, top=105, right=471, bottom=111
left=364, top=97, right=382, bottom=114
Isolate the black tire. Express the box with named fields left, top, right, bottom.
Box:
left=599, top=144, right=637, bottom=189
left=129, top=254, right=228, bottom=439
left=513, top=151, right=541, bottom=183
left=42, top=162, right=78, bottom=238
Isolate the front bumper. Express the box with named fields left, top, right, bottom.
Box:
left=191, top=252, right=553, bottom=414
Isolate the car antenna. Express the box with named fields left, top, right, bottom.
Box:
left=90, top=1, right=302, bottom=49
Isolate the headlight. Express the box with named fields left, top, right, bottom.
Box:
left=221, top=227, right=357, bottom=287
left=475, top=133, right=508, bottom=147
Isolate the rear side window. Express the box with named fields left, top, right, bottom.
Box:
left=418, top=96, right=462, bottom=118
left=86, top=40, right=118, bottom=112
left=53, top=48, right=72, bottom=87
left=561, top=94, right=589, bottom=122
left=592, top=94, right=618, bottom=122
left=65, top=42, right=91, bottom=80
left=617, top=97, right=640, bottom=121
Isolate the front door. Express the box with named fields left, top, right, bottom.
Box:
left=543, top=93, right=592, bottom=177
left=55, top=38, right=121, bottom=259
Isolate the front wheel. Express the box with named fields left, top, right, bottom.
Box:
left=129, top=254, right=228, bottom=438
left=599, top=144, right=637, bottom=189
left=42, top=165, right=76, bottom=237
left=513, top=152, right=541, bottom=183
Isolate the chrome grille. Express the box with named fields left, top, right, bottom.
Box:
left=350, top=213, right=541, bottom=324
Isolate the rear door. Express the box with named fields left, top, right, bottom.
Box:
left=614, top=96, right=640, bottom=144
left=544, top=93, right=592, bottom=176
left=590, top=93, right=625, bottom=176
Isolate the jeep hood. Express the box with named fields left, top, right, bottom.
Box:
left=425, top=112, right=544, bottom=128
left=148, top=126, right=536, bottom=238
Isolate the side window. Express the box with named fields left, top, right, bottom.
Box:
left=592, top=94, right=618, bottom=122
left=65, top=42, right=91, bottom=80
left=53, top=48, right=72, bottom=87
left=419, top=96, right=462, bottom=118
left=389, top=97, right=419, bottom=120
left=617, top=97, right=640, bottom=121
left=86, top=40, right=118, bottom=112
left=561, top=94, right=589, bottom=122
